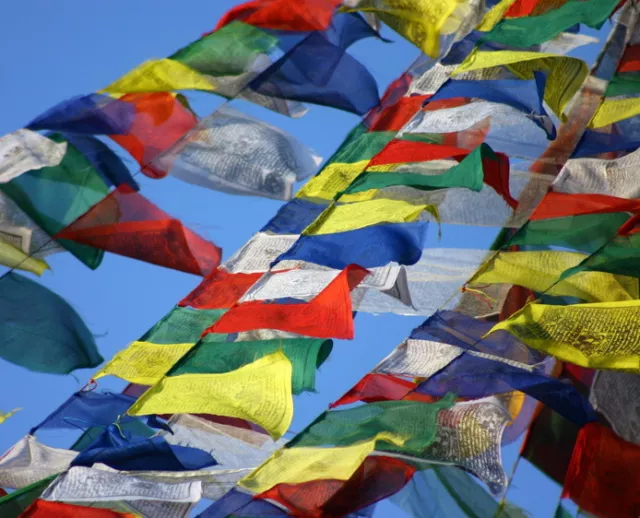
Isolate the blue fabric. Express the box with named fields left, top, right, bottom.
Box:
left=413, top=312, right=597, bottom=426
left=260, top=198, right=327, bottom=234
left=198, top=489, right=288, bottom=517
left=572, top=129, right=640, bottom=158
left=273, top=222, right=428, bottom=269
left=428, top=72, right=555, bottom=138
left=72, top=424, right=217, bottom=471
left=0, top=273, right=103, bottom=376
left=250, top=15, right=380, bottom=115
left=442, top=31, right=540, bottom=66
left=53, top=133, right=139, bottom=190
left=30, top=391, right=136, bottom=434
left=27, top=93, right=135, bottom=135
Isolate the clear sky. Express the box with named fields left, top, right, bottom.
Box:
left=0, top=2, right=607, bottom=517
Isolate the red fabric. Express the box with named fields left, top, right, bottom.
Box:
left=505, top=0, right=541, bottom=17
left=562, top=423, right=640, bottom=518
left=364, top=73, right=426, bottom=132
left=55, top=185, right=221, bottom=276
left=179, top=270, right=263, bottom=309
left=618, top=213, right=640, bottom=236
left=213, top=0, right=341, bottom=33
left=617, top=44, right=640, bottom=73
left=203, top=264, right=369, bottom=339
left=562, top=364, right=595, bottom=393
left=330, top=373, right=417, bottom=408
left=109, top=93, right=197, bottom=179
left=257, top=455, right=416, bottom=517
left=481, top=146, right=517, bottom=209
left=531, top=192, right=640, bottom=220
left=20, top=500, right=136, bottom=518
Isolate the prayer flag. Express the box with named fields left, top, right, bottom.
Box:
left=330, top=373, right=418, bottom=408
left=589, top=371, right=640, bottom=444
left=0, top=130, right=67, bottom=183
left=0, top=476, right=56, bottom=518
left=179, top=270, right=263, bottom=310
left=20, top=500, right=136, bottom=518
left=0, top=240, right=48, bottom=275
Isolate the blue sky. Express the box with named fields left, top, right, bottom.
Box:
left=0, top=2, right=607, bottom=516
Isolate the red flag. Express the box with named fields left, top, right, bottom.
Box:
left=109, top=93, right=197, bottom=179
left=257, top=455, right=416, bottom=517
left=179, top=270, right=264, bottom=309
left=56, top=185, right=221, bottom=276
left=505, top=0, right=541, bottom=17
left=330, top=373, right=417, bottom=408
left=203, top=265, right=369, bottom=339
left=563, top=423, right=640, bottom=518
left=617, top=44, right=640, bottom=73
left=21, top=500, right=136, bottom=518
left=531, top=192, right=640, bottom=220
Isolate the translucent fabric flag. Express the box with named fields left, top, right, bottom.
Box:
left=452, top=49, right=588, bottom=120
left=165, top=337, right=331, bottom=394
left=481, top=0, right=620, bottom=48
left=562, top=423, right=640, bottom=518
left=0, top=475, right=56, bottom=518
left=256, top=455, right=415, bottom=517
left=289, top=395, right=456, bottom=455
left=249, top=14, right=381, bottom=115
left=589, top=371, right=640, bottom=444
left=0, top=435, right=76, bottom=489
left=202, top=265, right=369, bottom=339
left=329, top=373, right=418, bottom=408
left=0, top=408, right=20, bottom=425
left=55, top=185, right=222, bottom=276
left=151, top=105, right=321, bottom=201
left=127, top=351, right=294, bottom=439
left=0, top=133, right=110, bottom=269
left=21, top=500, right=136, bottom=518
left=71, top=424, right=217, bottom=472
left=199, top=488, right=290, bottom=517
left=0, top=130, right=67, bottom=183
left=0, top=240, right=48, bottom=275
left=468, top=250, right=638, bottom=302
left=488, top=300, right=640, bottom=371
left=179, top=270, right=263, bottom=310
left=0, top=272, right=103, bottom=374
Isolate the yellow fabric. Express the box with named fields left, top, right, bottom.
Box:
left=0, top=408, right=20, bottom=425
left=453, top=49, right=588, bottom=120
left=127, top=351, right=293, bottom=439
left=94, top=341, right=194, bottom=386
left=476, top=0, right=518, bottom=31
left=302, top=198, right=438, bottom=236
left=342, top=0, right=467, bottom=57
left=588, top=97, right=640, bottom=129
left=468, top=251, right=639, bottom=303
left=101, top=59, right=216, bottom=95
left=239, top=440, right=378, bottom=493
left=487, top=301, right=640, bottom=372
left=0, top=241, right=48, bottom=276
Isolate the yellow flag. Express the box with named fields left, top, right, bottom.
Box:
left=476, top=0, right=518, bottom=31
left=343, top=0, right=468, bottom=57
left=487, top=301, right=640, bottom=372
left=589, top=98, right=640, bottom=128
left=239, top=440, right=377, bottom=494
left=469, top=250, right=638, bottom=303
left=101, top=59, right=216, bottom=95
left=0, top=241, right=48, bottom=276
left=303, top=199, right=437, bottom=236
left=453, top=49, right=588, bottom=120
left=0, top=408, right=21, bottom=424
left=94, top=341, right=194, bottom=386
left=127, top=351, right=293, bottom=439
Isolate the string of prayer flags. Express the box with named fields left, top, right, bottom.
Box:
left=0, top=272, right=103, bottom=375
left=488, top=300, right=640, bottom=371
left=0, top=133, right=110, bottom=269
left=20, top=500, right=137, bottom=518
left=151, top=105, right=322, bottom=201
left=0, top=130, right=67, bottom=183
left=202, top=264, right=369, bottom=339
left=562, top=422, right=640, bottom=518
left=127, top=351, right=294, bottom=439
left=55, top=185, right=222, bottom=276
left=589, top=371, right=640, bottom=444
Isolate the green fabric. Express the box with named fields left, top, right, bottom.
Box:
left=562, top=232, right=640, bottom=280
left=343, top=144, right=486, bottom=195
left=287, top=394, right=455, bottom=455
left=330, top=130, right=397, bottom=165
left=139, top=306, right=227, bottom=344
left=171, top=21, right=278, bottom=77
left=0, top=133, right=108, bottom=269
left=511, top=213, right=631, bottom=253
left=482, top=0, right=619, bottom=48
left=605, top=72, right=640, bottom=98
left=0, top=475, right=57, bottom=518
left=169, top=338, right=333, bottom=394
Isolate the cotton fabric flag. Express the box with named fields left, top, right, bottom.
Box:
left=589, top=371, right=640, bottom=444
left=488, top=300, right=640, bottom=371
left=0, top=272, right=102, bottom=374
left=56, top=185, right=222, bottom=276
left=0, top=130, right=67, bottom=183
left=127, top=351, right=294, bottom=439
left=140, top=306, right=228, bottom=344
left=203, top=265, right=369, bottom=339
left=179, top=270, right=263, bottom=310
left=329, top=373, right=418, bottom=408
left=20, top=500, right=136, bottom=518
left=151, top=105, right=321, bottom=200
